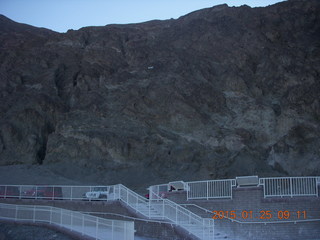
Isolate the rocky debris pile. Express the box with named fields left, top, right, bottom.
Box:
left=0, top=0, right=319, bottom=187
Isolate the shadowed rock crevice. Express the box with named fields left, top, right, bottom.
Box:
left=54, top=64, right=65, bottom=95
left=0, top=133, right=5, bottom=152
left=36, top=122, right=55, bottom=165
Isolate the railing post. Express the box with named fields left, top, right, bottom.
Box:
left=33, top=206, right=36, bottom=223
left=162, top=200, right=164, bottom=219
left=71, top=186, right=73, bottom=201
left=82, top=214, right=84, bottom=235
left=211, top=218, right=214, bottom=240
left=186, top=183, right=189, bottom=200
left=316, top=177, right=319, bottom=197
left=111, top=220, right=114, bottom=240
left=202, top=218, right=204, bottom=239
left=136, top=195, right=138, bottom=209
left=71, top=211, right=73, bottom=231
left=127, top=188, right=129, bottom=205
left=175, top=205, right=178, bottom=223
left=60, top=208, right=63, bottom=226
left=95, top=218, right=98, bottom=240
left=50, top=206, right=53, bottom=224
left=115, top=185, right=119, bottom=200
left=290, top=177, right=293, bottom=198
left=15, top=205, right=18, bottom=221
left=206, top=181, right=209, bottom=200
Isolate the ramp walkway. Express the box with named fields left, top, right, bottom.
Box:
left=0, top=202, right=134, bottom=240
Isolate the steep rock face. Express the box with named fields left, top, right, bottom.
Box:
left=0, top=0, right=319, bottom=186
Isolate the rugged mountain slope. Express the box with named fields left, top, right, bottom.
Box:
left=0, top=0, right=319, bottom=187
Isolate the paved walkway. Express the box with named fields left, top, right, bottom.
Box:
left=166, top=187, right=320, bottom=240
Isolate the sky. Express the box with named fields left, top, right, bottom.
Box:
left=0, top=0, right=285, bottom=33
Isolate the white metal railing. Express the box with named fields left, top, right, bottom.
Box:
left=187, top=179, right=236, bottom=200
left=0, top=203, right=134, bottom=240
left=162, top=198, right=214, bottom=240
left=0, top=184, right=118, bottom=201
left=259, top=177, right=319, bottom=198
left=113, top=185, right=214, bottom=240
left=114, top=184, right=155, bottom=218
left=148, top=188, right=214, bottom=240
left=148, top=184, right=168, bottom=200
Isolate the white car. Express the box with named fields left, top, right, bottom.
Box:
left=83, top=186, right=114, bottom=200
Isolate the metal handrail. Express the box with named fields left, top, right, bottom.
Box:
left=116, top=184, right=215, bottom=240
left=259, top=176, right=320, bottom=198
left=187, top=179, right=236, bottom=184
left=117, top=184, right=148, bottom=202
left=113, top=185, right=215, bottom=239
left=149, top=176, right=320, bottom=200
left=0, top=184, right=119, bottom=201
left=115, top=184, right=152, bottom=218
left=81, top=211, right=173, bottom=224
left=260, top=176, right=320, bottom=180
left=147, top=189, right=214, bottom=239
left=187, top=179, right=236, bottom=200
left=0, top=202, right=134, bottom=240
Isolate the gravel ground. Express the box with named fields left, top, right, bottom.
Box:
left=0, top=223, right=160, bottom=240
left=0, top=165, right=81, bottom=186
left=135, top=236, right=159, bottom=239
left=0, top=223, right=76, bottom=240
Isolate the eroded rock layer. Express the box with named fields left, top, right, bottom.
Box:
left=0, top=0, right=319, bottom=186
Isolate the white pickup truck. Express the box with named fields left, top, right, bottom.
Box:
left=83, top=186, right=115, bottom=200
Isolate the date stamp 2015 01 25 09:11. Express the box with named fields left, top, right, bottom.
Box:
left=212, top=210, right=307, bottom=220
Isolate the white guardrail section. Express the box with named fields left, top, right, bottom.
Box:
left=161, top=198, right=214, bottom=240
left=0, top=185, right=118, bottom=200
left=115, top=184, right=215, bottom=240
left=113, top=184, right=154, bottom=218
left=259, top=176, right=320, bottom=198
left=187, top=179, right=236, bottom=200
left=149, top=184, right=169, bottom=200
left=0, top=203, right=134, bottom=240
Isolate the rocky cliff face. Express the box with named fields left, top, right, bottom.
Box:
left=0, top=0, right=319, bottom=187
